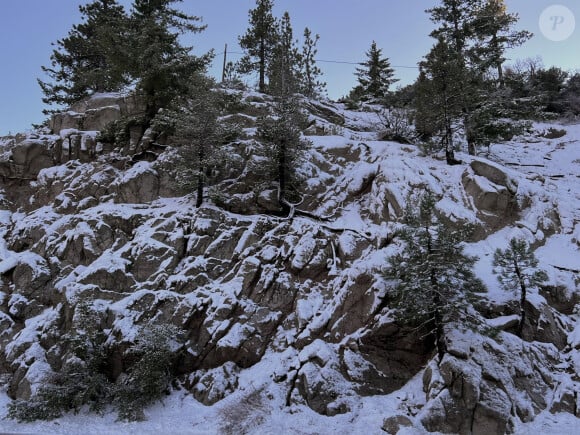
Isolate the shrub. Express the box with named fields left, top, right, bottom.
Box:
left=539, top=127, right=566, bottom=139
left=7, top=308, right=183, bottom=422
left=375, top=108, right=418, bottom=144
left=114, top=324, right=182, bottom=421
left=8, top=300, right=111, bottom=422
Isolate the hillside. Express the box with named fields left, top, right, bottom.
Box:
left=0, top=91, right=580, bottom=434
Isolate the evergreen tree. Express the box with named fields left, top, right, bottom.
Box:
left=562, top=72, right=580, bottom=116
left=300, top=28, right=325, bottom=98
left=385, top=191, right=484, bottom=361
left=531, top=66, right=569, bottom=113
left=129, top=0, right=212, bottom=120
left=238, top=0, right=279, bottom=93
left=38, top=0, right=130, bottom=111
left=470, top=0, right=532, bottom=87
left=267, top=12, right=302, bottom=96
left=256, top=96, right=311, bottom=215
left=427, top=0, right=482, bottom=57
left=493, top=238, right=548, bottom=337
left=115, top=324, right=181, bottom=421
left=415, top=37, right=468, bottom=163
left=353, top=41, right=397, bottom=101
left=426, top=0, right=484, bottom=155
left=159, top=77, right=228, bottom=207
left=424, top=0, right=531, bottom=154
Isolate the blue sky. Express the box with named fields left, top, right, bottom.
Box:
left=0, top=0, right=579, bottom=135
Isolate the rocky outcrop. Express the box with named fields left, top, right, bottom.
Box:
left=0, top=138, right=56, bottom=179
left=49, top=93, right=146, bottom=135
left=462, top=158, right=519, bottom=228
left=420, top=328, right=563, bottom=434
left=1, top=92, right=579, bottom=433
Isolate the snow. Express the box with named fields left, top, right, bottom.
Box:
left=3, top=96, right=580, bottom=434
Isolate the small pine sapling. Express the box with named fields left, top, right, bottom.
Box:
left=493, top=237, right=548, bottom=337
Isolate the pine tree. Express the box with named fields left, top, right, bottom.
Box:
left=38, top=0, right=130, bottom=111
left=427, top=0, right=482, bottom=57
left=426, top=0, right=485, bottom=155
left=300, top=28, right=325, bottom=98
left=415, top=37, right=468, bottom=163
left=493, top=238, right=548, bottom=337
left=470, top=0, right=532, bottom=87
left=267, top=12, right=302, bottom=96
left=238, top=0, right=279, bottom=93
left=256, top=96, right=311, bottom=215
left=159, top=76, right=228, bottom=207
left=353, top=41, right=398, bottom=102
left=129, top=0, right=212, bottom=120
left=424, top=0, right=531, bottom=154
left=385, top=191, right=484, bottom=361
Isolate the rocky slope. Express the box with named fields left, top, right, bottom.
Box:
left=1, top=91, right=579, bottom=434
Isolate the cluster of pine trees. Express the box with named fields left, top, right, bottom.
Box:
left=11, top=2, right=557, bottom=420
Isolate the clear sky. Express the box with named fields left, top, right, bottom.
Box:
left=0, top=0, right=579, bottom=135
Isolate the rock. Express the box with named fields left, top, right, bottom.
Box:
left=191, top=362, right=240, bottom=405
left=420, top=328, right=562, bottom=434
left=382, top=415, right=413, bottom=434
left=439, top=355, right=482, bottom=410
left=549, top=381, right=580, bottom=414
left=355, top=322, right=433, bottom=395
left=304, top=101, right=345, bottom=126
left=82, top=106, right=122, bottom=131
left=540, top=285, right=580, bottom=315
left=522, top=299, right=570, bottom=350
left=256, top=189, right=282, bottom=213
left=296, top=361, right=352, bottom=415
left=115, top=162, right=160, bottom=203
left=471, top=158, right=518, bottom=194
left=12, top=257, right=51, bottom=299
left=6, top=139, right=54, bottom=179
left=472, top=384, right=513, bottom=435
left=462, top=172, right=514, bottom=213
left=49, top=111, right=84, bottom=132
left=50, top=93, right=146, bottom=137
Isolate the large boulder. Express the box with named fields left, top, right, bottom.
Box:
left=462, top=158, right=519, bottom=228
left=0, top=139, right=55, bottom=179
left=419, top=328, right=561, bottom=434
left=49, top=93, right=146, bottom=136
left=114, top=162, right=160, bottom=203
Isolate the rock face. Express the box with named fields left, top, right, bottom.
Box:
left=419, top=328, right=562, bottom=434
left=462, top=158, right=519, bottom=229
left=49, top=93, right=146, bottom=135
left=0, top=138, right=55, bottom=179
left=1, top=93, right=579, bottom=433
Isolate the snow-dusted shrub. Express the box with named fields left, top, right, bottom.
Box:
left=375, top=108, right=418, bottom=144
left=493, top=237, right=548, bottom=337
left=8, top=301, right=111, bottom=421
left=7, top=303, right=183, bottom=422
left=538, top=127, right=566, bottom=139
left=114, top=323, right=182, bottom=421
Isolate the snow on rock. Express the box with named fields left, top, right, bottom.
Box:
left=1, top=92, right=580, bottom=434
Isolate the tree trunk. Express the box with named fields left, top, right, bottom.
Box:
left=278, top=141, right=289, bottom=215
left=196, top=148, right=204, bottom=208
left=497, top=63, right=504, bottom=88
left=259, top=39, right=266, bottom=92
left=515, top=260, right=526, bottom=338
left=428, top=230, right=446, bottom=361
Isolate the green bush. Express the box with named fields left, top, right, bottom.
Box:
left=115, top=324, right=181, bottom=421
left=7, top=304, right=183, bottom=423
